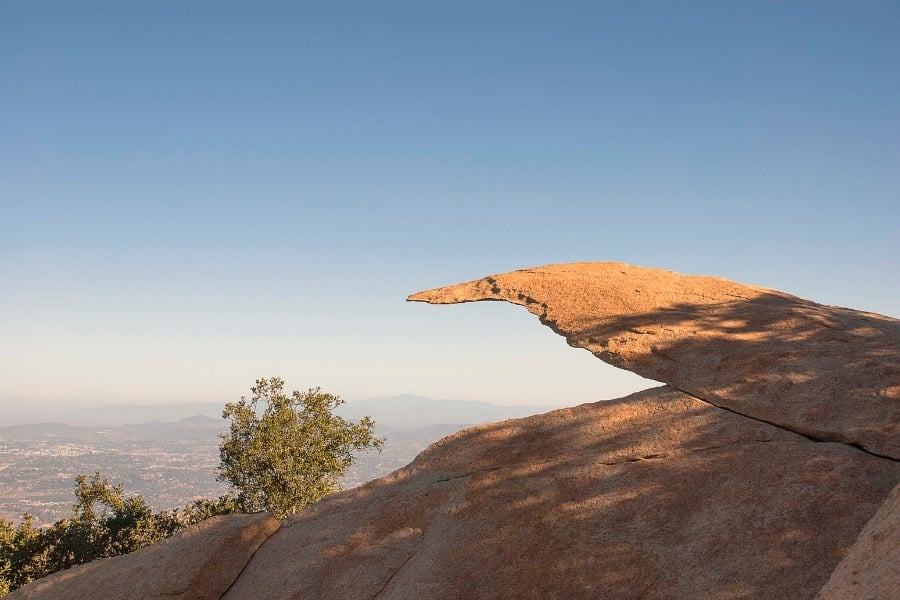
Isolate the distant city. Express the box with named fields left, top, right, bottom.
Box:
left=0, top=395, right=552, bottom=525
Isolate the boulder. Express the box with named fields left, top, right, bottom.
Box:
left=9, top=512, right=280, bottom=600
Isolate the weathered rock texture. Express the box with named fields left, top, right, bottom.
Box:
left=12, top=262, right=899, bottom=599
left=409, top=262, right=899, bottom=459
left=814, top=481, right=900, bottom=600
left=9, top=512, right=280, bottom=600
left=224, top=387, right=898, bottom=599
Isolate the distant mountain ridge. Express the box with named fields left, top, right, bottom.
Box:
left=4, top=395, right=553, bottom=431
left=0, top=415, right=224, bottom=441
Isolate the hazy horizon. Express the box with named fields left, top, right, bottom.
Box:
left=0, top=391, right=596, bottom=428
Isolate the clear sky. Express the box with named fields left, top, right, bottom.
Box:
left=2, top=1, right=898, bottom=417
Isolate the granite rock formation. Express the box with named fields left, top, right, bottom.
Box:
left=11, top=262, right=899, bottom=599
left=408, top=262, right=899, bottom=459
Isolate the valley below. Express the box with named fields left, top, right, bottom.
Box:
left=0, top=395, right=547, bottom=525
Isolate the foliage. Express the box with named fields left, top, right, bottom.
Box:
left=179, top=494, right=246, bottom=524
left=218, top=377, right=384, bottom=518
left=0, top=514, right=42, bottom=596
left=0, top=475, right=242, bottom=596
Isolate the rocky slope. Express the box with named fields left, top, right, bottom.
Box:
left=11, top=262, right=899, bottom=599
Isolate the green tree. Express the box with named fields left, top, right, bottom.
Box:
left=0, top=513, right=44, bottom=595
left=217, top=378, right=384, bottom=518
left=0, top=473, right=187, bottom=596
left=178, top=495, right=245, bottom=525
left=69, top=473, right=182, bottom=559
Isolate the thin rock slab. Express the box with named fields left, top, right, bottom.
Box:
left=409, top=262, right=900, bottom=458
left=224, top=388, right=900, bottom=600
left=9, top=512, right=280, bottom=600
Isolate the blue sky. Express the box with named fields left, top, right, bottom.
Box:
left=2, top=1, right=898, bottom=416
